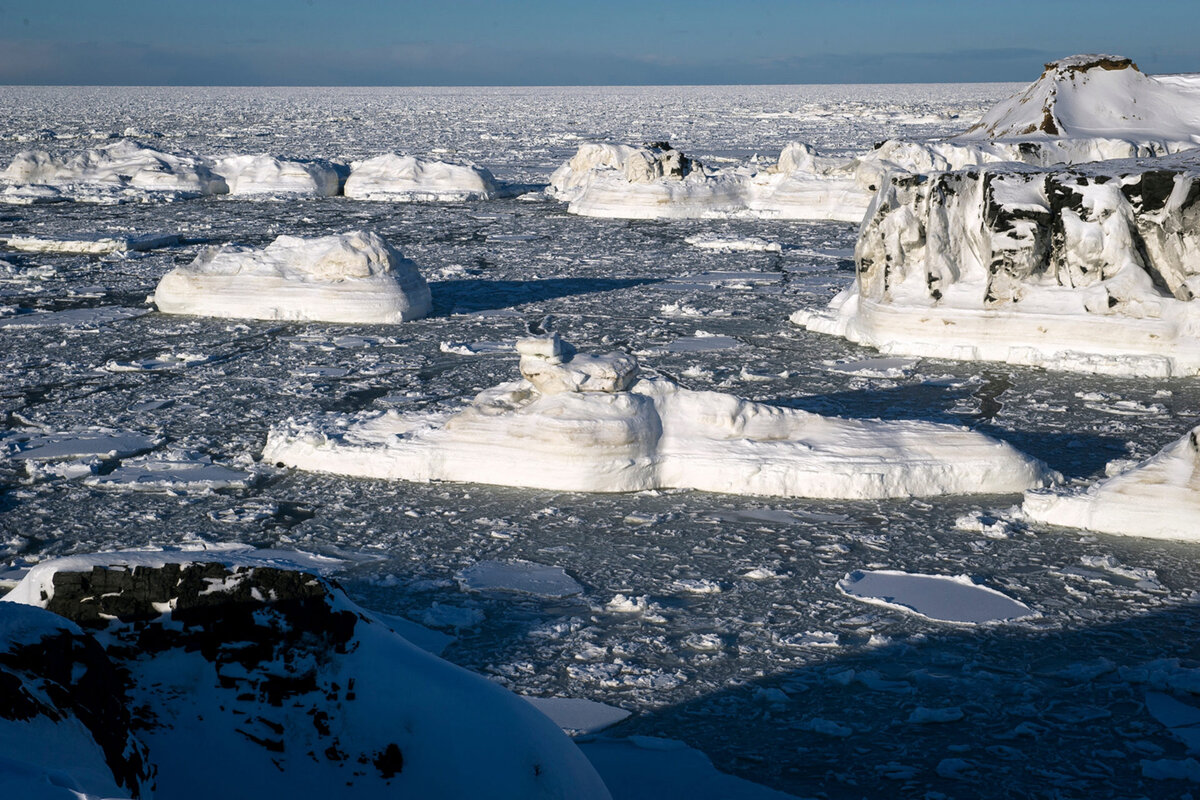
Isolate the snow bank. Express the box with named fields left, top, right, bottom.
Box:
left=1023, top=425, right=1200, bottom=540
left=1, top=549, right=611, bottom=800
left=0, top=139, right=228, bottom=201
left=794, top=150, right=1200, bottom=376
left=213, top=154, right=342, bottom=196
left=153, top=231, right=432, bottom=324
left=344, top=154, right=499, bottom=201
left=264, top=335, right=1055, bottom=498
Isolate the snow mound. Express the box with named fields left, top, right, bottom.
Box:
left=837, top=569, right=1037, bottom=624
left=0, top=550, right=610, bottom=800
left=213, top=154, right=342, bottom=196
left=344, top=154, right=499, bottom=201
left=794, top=151, right=1200, bottom=376
left=959, top=55, right=1200, bottom=142
left=2, top=231, right=178, bottom=254
left=1023, top=424, right=1200, bottom=540
left=264, top=335, right=1055, bottom=499
left=0, top=139, right=228, bottom=200
left=153, top=231, right=432, bottom=324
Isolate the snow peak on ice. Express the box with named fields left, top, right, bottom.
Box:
left=0, top=550, right=610, bottom=799
left=343, top=154, right=499, bottom=201
left=154, top=231, right=432, bottom=324
left=264, top=335, right=1054, bottom=498
left=959, top=55, right=1200, bottom=142
left=794, top=150, right=1200, bottom=376
left=1023, top=424, right=1200, bottom=540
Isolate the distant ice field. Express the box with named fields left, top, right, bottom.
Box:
left=5, top=84, right=1200, bottom=799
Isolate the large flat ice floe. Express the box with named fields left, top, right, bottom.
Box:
left=548, top=56, right=1200, bottom=224
left=154, top=231, right=432, bottom=324
left=838, top=569, right=1037, bottom=625
left=343, top=154, right=499, bottom=201
left=0, top=547, right=611, bottom=800
left=1023, top=424, right=1200, bottom=540
left=794, top=149, right=1200, bottom=376
left=264, top=336, right=1055, bottom=498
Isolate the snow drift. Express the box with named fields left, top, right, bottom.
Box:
left=153, top=231, right=432, bottom=324
left=343, top=154, right=499, bottom=201
left=1023, top=424, right=1200, bottom=540
left=264, top=335, right=1055, bottom=498
left=793, top=150, right=1200, bottom=376
left=0, top=548, right=611, bottom=800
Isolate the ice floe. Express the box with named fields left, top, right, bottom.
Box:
left=343, top=154, right=499, bottom=201
left=1023, top=424, right=1200, bottom=540
left=153, top=231, right=432, bottom=323
left=457, top=559, right=583, bottom=598
left=523, top=696, right=631, bottom=736
left=264, top=335, right=1055, bottom=498
left=837, top=569, right=1037, bottom=624
left=0, top=305, right=149, bottom=328
left=1, top=231, right=179, bottom=253
left=3, top=429, right=160, bottom=462
left=83, top=452, right=256, bottom=493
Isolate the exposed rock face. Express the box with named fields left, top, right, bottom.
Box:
left=0, top=603, right=153, bottom=798
left=1, top=557, right=611, bottom=799
left=795, top=151, right=1200, bottom=376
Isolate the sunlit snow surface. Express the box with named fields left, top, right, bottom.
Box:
left=4, top=85, right=1200, bottom=798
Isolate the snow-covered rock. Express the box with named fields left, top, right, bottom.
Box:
left=343, top=154, right=499, bottom=201
left=1023, top=425, right=1200, bottom=540
left=213, top=154, right=342, bottom=196
left=264, top=335, right=1055, bottom=498
left=794, top=150, right=1200, bottom=376
left=0, top=139, right=228, bottom=201
left=0, top=548, right=611, bottom=800
left=153, top=231, right=432, bottom=324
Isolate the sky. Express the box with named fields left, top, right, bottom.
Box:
left=1, top=0, right=1198, bottom=86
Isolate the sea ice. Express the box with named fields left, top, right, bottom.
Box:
left=523, top=696, right=631, bottom=735
left=457, top=560, right=584, bottom=598
left=837, top=569, right=1037, bottom=624
left=264, top=335, right=1055, bottom=498
left=0, top=306, right=149, bottom=328
left=153, top=231, right=432, bottom=324
left=343, top=154, right=499, bottom=201
left=1, top=231, right=179, bottom=254
left=83, top=452, right=255, bottom=492
left=1022, top=424, right=1200, bottom=540
left=3, top=429, right=160, bottom=462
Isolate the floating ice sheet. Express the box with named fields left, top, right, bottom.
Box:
left=837, top=569, right=1036, bottom=624
left=457, top=560, right=583, bottom=598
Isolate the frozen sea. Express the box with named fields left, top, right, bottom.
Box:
left=5, top=84, right=1200, bottom=798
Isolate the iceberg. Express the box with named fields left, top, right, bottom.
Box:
left=153, top=231, right=432, bottom=324
left=213, top=154, right=342, bottom=196
left=793, top=150, right=1200, bottom=376
left=264, top=335, right=1055, bottom=498
left=343, top=154, right=499, bottom=201
left=1023, top=425, right=1200, bottom=540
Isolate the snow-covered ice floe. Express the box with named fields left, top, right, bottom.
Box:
left=794, top=148, right=1200, bottom=376
left=1, top=231, right=179, bottom=254
left=343, top=154, right=499, bottom=201
left=838, top=569, right=1037, bottom=624
left=264, top=335, right=1055, bottom=498
left=0, top=547, right=610, bottom=799
left=213, top=154, right=342, bottom=197
left=1023, top=424, right=1200, bottom=540
left=0, top=139, right=228, bottom=202
left=549, top=56, right=1200, bottom=225
left=83, top=451, right=256, bottom=493
left=154, top=231, right=432, bottom=324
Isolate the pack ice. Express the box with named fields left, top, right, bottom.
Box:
left=1023, top=424, right=1200, bottom=540
left=0, top=548, right=611, bottom=800
left=794, top=57, right=1200, bottom=377
left=153, top=231, right=432, bottom=324
left=264, top=335, right=1055, bottom=498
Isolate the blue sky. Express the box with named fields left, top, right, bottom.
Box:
left=1, top=0, right=1197, bottom=85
